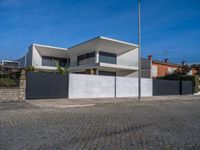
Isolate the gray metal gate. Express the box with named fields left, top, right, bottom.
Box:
left=153, top=80, right=180, bottom=96
left=26, top=72, right=68, bottom=99
left=181, top=81, right=193, bottom=95
left=153, top=79, right=193, bottom=96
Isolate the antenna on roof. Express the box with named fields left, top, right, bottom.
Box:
left=163, top=49, right=170, bottom=58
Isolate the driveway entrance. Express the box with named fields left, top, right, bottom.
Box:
left=26, top=72, right=68, bottom=99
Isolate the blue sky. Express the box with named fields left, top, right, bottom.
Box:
left=0, top=0, right=199, bottom=63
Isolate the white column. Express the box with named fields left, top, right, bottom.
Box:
left=95, top=51, right=99, bottom=63
left=96, top=68, right=99, bottom=75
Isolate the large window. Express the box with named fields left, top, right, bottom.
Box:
left=77, top=52, right=95, bottom=66
left=42, top=56, right=70, bottom=67
left=99, top=51, right=117, bottom=64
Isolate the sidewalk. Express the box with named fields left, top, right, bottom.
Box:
left=26, top=95, right=200, bottom=108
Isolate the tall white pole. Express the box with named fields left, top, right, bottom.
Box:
left=138, top=0, right=141, bottom=100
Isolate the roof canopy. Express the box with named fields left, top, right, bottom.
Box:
left=31, top=36, right=138, bottom=57
left=33, top=44, right=69, bottom=58
left=68, top=36, right=138, bottom=55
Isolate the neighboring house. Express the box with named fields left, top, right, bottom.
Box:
left=1, top=60, right=20, bottom=68
left=143, top=55, right=197, bottom=78
left=141, top=57, right=179, bottom=79
left=18, top=36, right=139, bottom=77
left=150, top=57, right=179, bottom=78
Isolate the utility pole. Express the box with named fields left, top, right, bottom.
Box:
left=138, top=0, right=141, bottom=101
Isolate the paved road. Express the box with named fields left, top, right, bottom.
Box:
left=1, top=98, right=200, bottom=150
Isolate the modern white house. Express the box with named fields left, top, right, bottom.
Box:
left=18, top=36, right=139, bottom=77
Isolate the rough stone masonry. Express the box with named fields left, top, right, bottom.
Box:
left=0, top=70, right=26, bottom=102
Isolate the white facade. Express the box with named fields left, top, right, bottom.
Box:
left=18, top=36, right=139, bottom=77
left=18, top=44, right=68, bottom=69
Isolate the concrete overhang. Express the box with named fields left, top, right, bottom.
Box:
left=68, top=36, right=138, bottom=55
left=33, top=44, right=69, bottom=58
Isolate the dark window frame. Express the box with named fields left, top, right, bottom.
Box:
left=77, top=52, right=95, bottom=66
left=42, top=56, right=70, bottom=67
left=99, top=51, right=117, bottom=64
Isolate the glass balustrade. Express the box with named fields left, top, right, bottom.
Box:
left=117, top=59, right=138, bottom=67
left=69, top=57, right=138, bottom=68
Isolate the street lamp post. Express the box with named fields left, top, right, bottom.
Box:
left=138, top=0, right=141, bottom=101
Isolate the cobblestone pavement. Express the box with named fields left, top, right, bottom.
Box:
left=1, top=98, right=200, bottom=150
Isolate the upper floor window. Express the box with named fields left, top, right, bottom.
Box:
left=77, top=52, right=95, bottom=66
left=99, top=51, right=117, bottom=64
left=42, top=56, right=70, bottom=67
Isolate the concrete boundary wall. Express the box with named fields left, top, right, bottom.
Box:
left=116, top=77, right=152, bottom=97
left=69, top=74, right=115, bottom=98
left=68, top=74, right=153, bottom=98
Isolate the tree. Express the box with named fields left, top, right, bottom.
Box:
left=173, top=64, right=191, bottom=76
left=191, top=64, right=200, bottom=76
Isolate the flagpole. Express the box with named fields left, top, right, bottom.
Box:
left=138, top=0, right=141, bottom=101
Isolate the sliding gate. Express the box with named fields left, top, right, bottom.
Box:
left=153, top=79, right=193, bottom=96
left=26, top=72, right=68, bottom=99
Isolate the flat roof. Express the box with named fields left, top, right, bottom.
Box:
left=152, top=60, right=180, bottom=67
left=67, top=36, right=138, bottom=55
left=30, top=36, right=138, bottom=57
left=32, top=44, right=68, bottom=51
left=33, top=44, right=69, bottom=58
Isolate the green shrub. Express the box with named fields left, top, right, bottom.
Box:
left=55, top=62, right=69, bottom=74
left=25, top=66, right=35, bottom=72
left=0, top=78, right=19, bottom=87
left=0, top=70, right=21, bottom=79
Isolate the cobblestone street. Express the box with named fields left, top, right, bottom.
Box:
left=1, top=98, right=200, bottom=150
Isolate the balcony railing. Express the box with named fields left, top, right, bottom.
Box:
left=79, top=57, right=95, bottom=66
left=69, top=57, right=138, bottom=68
left=69, top=57, right=95, bottom=67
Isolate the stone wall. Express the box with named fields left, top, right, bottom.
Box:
left=0, top=88, right=20, bottom=102
left=0, top=70, right=26, bottom=102
left=19, top=70, right=26, bottom=101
